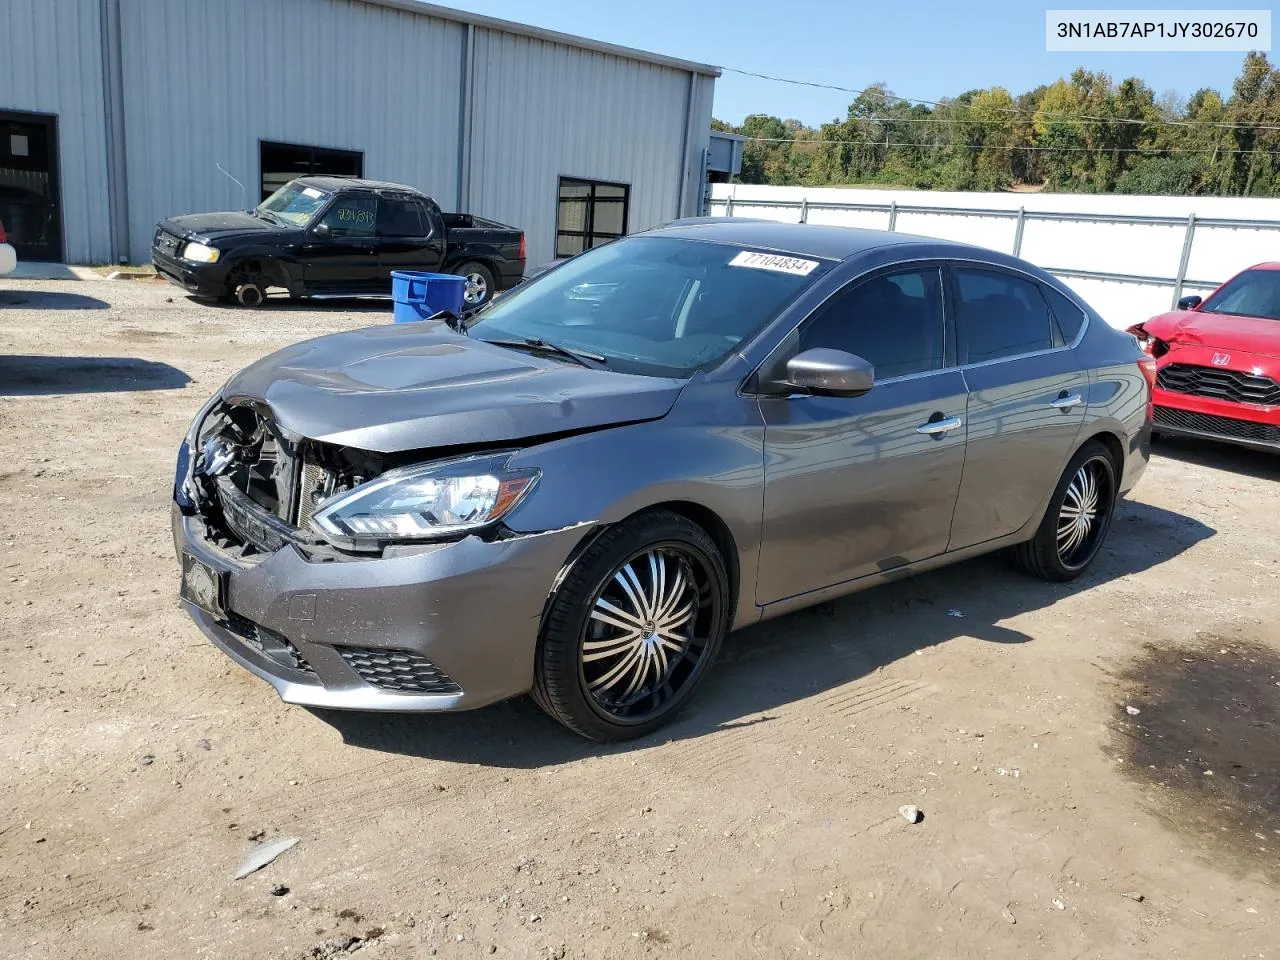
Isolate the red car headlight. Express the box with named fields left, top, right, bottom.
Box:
left=1126, top=323, right=1169, bottom=359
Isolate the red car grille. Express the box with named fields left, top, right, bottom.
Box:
left=1156, top=363, right=1280, bottom=406
left=1153, top=406, right=1280, bottom=444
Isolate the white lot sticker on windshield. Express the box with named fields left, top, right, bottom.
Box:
left=729, top=250, right=819, bottom=276
left=301, top=187, right=324, bottom=199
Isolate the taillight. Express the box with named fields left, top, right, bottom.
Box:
left=518, top=233, right=526, bottom=260
left=1137, top=356, right=1157, bottom=392
left=1138, top=355, right=1157, bottom=418
left=0, top=220, right=6, bottom=243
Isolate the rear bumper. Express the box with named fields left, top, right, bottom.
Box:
left=152, top=248, right=229, bottom=298
left=498, top=258, right=526, bottom=289
left=0, top=243, right=15, bottom=275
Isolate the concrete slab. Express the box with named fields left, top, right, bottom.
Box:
left=6, top=262, right=103, bottom=281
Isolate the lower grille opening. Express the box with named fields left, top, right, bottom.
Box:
left=338, top=648, right=462, bottom=694
left=1154, top=406, right=1280, bottom=444
left=223, top=612, right=317, bottom=677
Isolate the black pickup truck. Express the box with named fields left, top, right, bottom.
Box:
left=152, top=176, right=525, bottom=308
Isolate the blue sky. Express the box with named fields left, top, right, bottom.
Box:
left=444, top=0, right=1253, bottom=124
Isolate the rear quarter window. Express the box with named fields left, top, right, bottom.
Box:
left=1042, top=286, right=1087, bottom=343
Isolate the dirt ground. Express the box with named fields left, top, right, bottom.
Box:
left=1, top=277, right=1277, bottom=960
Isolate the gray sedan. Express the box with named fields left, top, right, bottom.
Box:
left=173, top=218, right=1152, bottom=740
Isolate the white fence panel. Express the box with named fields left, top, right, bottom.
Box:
left=893, top=211, right=1015, bottom=251
left=708, top=184, right=1280, bottom=328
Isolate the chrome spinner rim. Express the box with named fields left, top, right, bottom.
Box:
left=581, top=544, right=715, bottom=724
left=464, top=272, right=488, bottom=304
left=1057, top=457, right=1110, bottom=567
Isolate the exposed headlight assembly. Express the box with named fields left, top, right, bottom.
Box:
left=182, top=241, right=220, bottom=263
left=310, top=453, right=539, bottom=550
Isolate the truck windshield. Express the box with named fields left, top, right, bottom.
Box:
left=467, top=236, right=830, bottom=377
left=257, top=182, right=331, bottom=227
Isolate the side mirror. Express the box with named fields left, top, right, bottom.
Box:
left=784, top=348, right=875, bottom=396
left=1177, top=294, right=1202, bottom=310
left=313, top=222, right=331, bottom=238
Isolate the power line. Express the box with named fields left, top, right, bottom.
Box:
left=723, top=65, right=1280, bottom=132
left=740, top=136, right=1262, bottom=155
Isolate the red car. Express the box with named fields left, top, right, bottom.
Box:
left=1128, top=263, right=1280, bottom=452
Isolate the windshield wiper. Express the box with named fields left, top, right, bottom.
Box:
left=478, top=337, right=607, bottom=368
left=256, top=208, right=286, bottom=226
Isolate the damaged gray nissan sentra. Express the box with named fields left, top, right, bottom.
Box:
left=173, top=218, right=1152, bottom=740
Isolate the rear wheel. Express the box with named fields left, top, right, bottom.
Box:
left=455, top=261, right=496, bottom=308
left=532, top=511, right=730, bottom=741
left=1010, top=440, right=1118, bottom=581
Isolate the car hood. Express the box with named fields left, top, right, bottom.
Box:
left=1143, top=309, right=1280, bottom=358
left=161, top=211, right=287, bottom=242
left=220, top=323, right=687, bottom=453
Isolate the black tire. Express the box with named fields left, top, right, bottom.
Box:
left=454, top=261, right=496, bottom=308
left=532, top=510, right=730, bottom=741
left=1010, top=440, right=1119, bottom=582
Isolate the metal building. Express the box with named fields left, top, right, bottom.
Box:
left=0, top=0, right=718, bottom=267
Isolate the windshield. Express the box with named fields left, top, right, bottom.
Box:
left=466, top=236, right=830, bottom=376
left=257, top=181, right=331, bottom=227
left=1200, top=268, right=1280, bottom=321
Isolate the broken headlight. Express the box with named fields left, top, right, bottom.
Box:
left=310, top=452, right=538, bottom=550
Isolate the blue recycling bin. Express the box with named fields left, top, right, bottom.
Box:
left=390, top=271, right=467, bottom=323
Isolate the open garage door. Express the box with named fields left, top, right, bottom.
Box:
left=0, top=110, right=62, bottom=262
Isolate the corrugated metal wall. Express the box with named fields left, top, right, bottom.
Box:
left=1, top=0, right=715, bottom=266
left=0, top=0, right=111, bottom=263
left=468, top=29, right=708, bottom=267
left=117, top=0, right=465, bottom=263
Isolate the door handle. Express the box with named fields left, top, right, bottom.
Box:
left=1050, top=393, right=1083, bottom=409
left=917, top=416, right=963, bottom=435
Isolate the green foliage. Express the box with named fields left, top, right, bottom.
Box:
left=712, top=52, right=1280, bottom=196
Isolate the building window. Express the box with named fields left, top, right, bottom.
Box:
left=260, top=141, right=363, bottom=201
left=556, top=177, right=629, bottom=258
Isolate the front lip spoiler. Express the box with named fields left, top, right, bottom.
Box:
left=186, top=603, right=467, bottom=712
left=1153, top=420, right=1280, bottom=452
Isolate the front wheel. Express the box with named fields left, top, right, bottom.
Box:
left=532, top=510, right=730, bottom=741
left=1009, top=440, right=1119, bottom=581
left=454, top=261, right=496, bottom=308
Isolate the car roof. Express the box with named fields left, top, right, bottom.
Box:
left=643, top=217, right=985, bottom=262
left=294, top=175, right=426, bottom=195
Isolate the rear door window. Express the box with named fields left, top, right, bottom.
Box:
left=378, top=197, right=428, bottom=238
left=953, top=268, right=1054, bottom=364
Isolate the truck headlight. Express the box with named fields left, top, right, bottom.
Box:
left=182, top=241, right=220, bottom=264
left=311, top=453, right=539, bottom=549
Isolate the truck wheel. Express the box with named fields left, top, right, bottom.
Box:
left=234, top=282, right=265, bottom=308
left=455, top=261, right=496, bottom=308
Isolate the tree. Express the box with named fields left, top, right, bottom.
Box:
left=716, top=52, right=1280, bottom=197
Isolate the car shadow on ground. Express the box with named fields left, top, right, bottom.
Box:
left=1152, top=434, right=1278, bottom=481
left=0, top=355, right=192, bottom=395
left=0, top=289, right=109, bottom=310
left=317, top=499, right=1215, bottom=768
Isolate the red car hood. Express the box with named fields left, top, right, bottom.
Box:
left=1142, top=309, right=1280, bottom=359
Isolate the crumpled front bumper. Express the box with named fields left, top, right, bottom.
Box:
left=172, top=504, right=593, bottom=712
